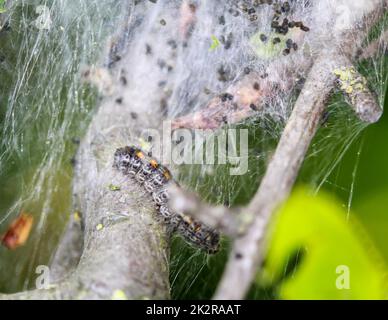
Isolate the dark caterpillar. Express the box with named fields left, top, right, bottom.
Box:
left=113, top=146, right=220, bottom=254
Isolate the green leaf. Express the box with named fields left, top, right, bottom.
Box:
left=355, top=189, right=388, bottom=264
left=261, top=188, right=387, bottom=300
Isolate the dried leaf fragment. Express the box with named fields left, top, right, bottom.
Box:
left=1, top=212, right=34, bottom=250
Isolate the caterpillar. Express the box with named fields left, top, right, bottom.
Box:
left=113, top=146, right=220, bottom=254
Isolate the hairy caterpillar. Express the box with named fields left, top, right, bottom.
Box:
left=113, top=146, right=220, bottom=254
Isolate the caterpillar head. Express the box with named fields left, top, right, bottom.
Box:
left=113, top=146, right=136, bottom=171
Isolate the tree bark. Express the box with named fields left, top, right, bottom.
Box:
left=1, top=0, right=174, bottom=300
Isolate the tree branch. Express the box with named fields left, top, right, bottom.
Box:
left=1, top=0, right=180, bottom=300
left=168, top=185, right=243, bottom=237
left=213, top=53, right=339, bottom=299
left=213, top=0, right=385, bottom=300
left=49, top=214, right=84, bottom=283
left=334, top=57, right=383, bottom=123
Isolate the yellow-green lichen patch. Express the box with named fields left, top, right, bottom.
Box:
left=209, top=35, right=221, bottom=51
left=108, top=184, right=121, bottom=192
left=333, top=66, right=368, bottom=104
left=237, top=211, right=255, bottom=235
left=111, top=289, right=128, bottom=300
left=73, top=211, right=82, bottom=223
left=138, top=137, right=152, bottom=153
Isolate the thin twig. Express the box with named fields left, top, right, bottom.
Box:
left=168, top=185, right=244, bottom=237
left=334, top=56, right=383, bottom=123
left=171, top=72, right=268, bottom=130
